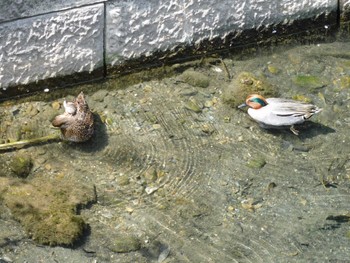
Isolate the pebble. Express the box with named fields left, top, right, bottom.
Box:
left=204, top=100, right=213, bottom=108
left=51, top=101, right=61, bottom=110
left=109, top=235, right=141, bottom=253
left=25, top=104, right=39, bottom=117
left=158, top=246, right=171, bottom=262
left=152, top=124, right=161, bottom=130
left=0, top=256, right=13, bottom=263
left=179, top=69, right=210, bottom=88
left=143, top=167, right=158, bottom=183
left=179, top=87, right=198, bottom=97
left=145, top=186, right=159, bottom=195
left=117, top=175, right=130, bottom=186
left=184, top=98, right=203, bottom=113
left=267, top=64, right=279, bottom=74
left=91, top=89, right=108, bottom=102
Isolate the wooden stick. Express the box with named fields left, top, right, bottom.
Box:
left=220, top=58, right=232, bottom=81
left=0, top=133, right=61, bottom=152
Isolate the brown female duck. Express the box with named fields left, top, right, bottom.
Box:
left=52, top=92, right=94, bottom=142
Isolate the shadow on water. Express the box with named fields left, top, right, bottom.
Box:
left=297, top=122, right=336, bottom=139
left=0, top=237, right=23, bottom=250
left=139, top=240, right=170, bottom=262
left=262, top=121, right=336, bottom=139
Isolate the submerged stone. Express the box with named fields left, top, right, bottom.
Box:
left=117, top=174, right=130, bottom=186
left=222, top=71, right=278, bottom=108
left=51, top=101, right=61, bottom=110
left=267, top=64, right=280, bottom=74
left=338, top=76, right=350, bottom=89
left=0, top=175, right=96, bottom=246
left=184, top=98, right=203, bottom=113
left=10, top=154, right=33, bottom=178
left=246, top=156, right=267, bottom=169
left=293, top=75, right=325, bottom=90
left=109, top=234, right=141, bottom=253
left=143, top=166, right=158, bottom=183
left=179, top=69, right=210, bottom=88
left=292, top=94, right=312, bottom=103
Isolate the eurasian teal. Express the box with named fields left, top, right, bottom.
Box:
left=52, top=92, right=94, bottom=142
left=238, top=94, right=322, bottom=135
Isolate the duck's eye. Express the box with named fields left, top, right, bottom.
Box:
left=250, top=97, right=267, bottom=106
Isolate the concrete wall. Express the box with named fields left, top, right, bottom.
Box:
left=106, top=0, right=337, bottom=66
left=0, top=4, right=104, bottom=90
left=340, top=0, right=350, bottom=30
left=0, top=0, right=346, bottom=98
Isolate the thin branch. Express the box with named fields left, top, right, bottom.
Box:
left=0, top=134, right=61, bottom=152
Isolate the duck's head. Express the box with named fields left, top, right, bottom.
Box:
left=238, top=94, right=268, bottom=109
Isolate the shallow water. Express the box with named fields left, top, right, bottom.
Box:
left=1, top=40, right=350, bottom=262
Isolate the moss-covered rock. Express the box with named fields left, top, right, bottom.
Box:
left=292, top=75, right=325, bottom=90
left=267, top=65, right=280, bottom=74
left=10, top=154, right=33, bottom=178
left=117, top=174, right=130, bottom=186
left=292, top=94, right=312, bottom=103
left=179, top=69, right=210, bottom=88
left=246, top=156, right=267, bottom=169
left=0, top=175, right=96, bottom=246
left=109, top=234, right=141, bottom=253
left=340, top=76, right=350, bottom=89
left=222, top=71, right=278, bottom=108
left=184, top=98, right=203, bottom=113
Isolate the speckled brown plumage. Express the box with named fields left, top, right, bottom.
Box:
left=52, top=92, right=94, bottom=142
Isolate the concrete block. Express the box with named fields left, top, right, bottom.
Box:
left=106, top=0, right=337, bottom=67
left=340, top=0, right=350, bottom=18
left=0, top=0, right=103, bottom=22
left=339, top=0, right=350, bottom=37
left=0, top=4, right=104, bottom=91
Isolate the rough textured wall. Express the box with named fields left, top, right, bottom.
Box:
left=0, top=0, right=103, bottom=22
left=106, top=0, right=337, bottom=66
left=342, top=0, right=350, bottom=9
left=0, top=4, right=104, bottom=90
left=340, top=0, right=350, bottom=17
left=0, top=0, right=340, bottom=95
left=339, top=0, right=350, bottom=36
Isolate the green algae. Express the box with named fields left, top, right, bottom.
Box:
left=246, top=156, right=267, bottom=169
left=10, top=154, right=33, bottom=178
left=292, top=75, right=325, bottom=90
left=0, top=175, right=96, bottom=246
left=184, top=98, right=203, bottom=113
left=109, top=234, right=141, bottom=253
left=267, top=64, right=280, bottom=74
left=292, top=94, right=312, bottom=103
left=222, top=71, right=278, bottom=108
left=338, top=76, right=350, bottom=89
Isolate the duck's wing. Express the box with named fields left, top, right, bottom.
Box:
left=266, top=99, right=321, bottom=119
left=52, top=114, right=74, bottom=128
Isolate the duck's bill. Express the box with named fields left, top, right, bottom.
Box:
left=238, top=103, right=247, bottom=109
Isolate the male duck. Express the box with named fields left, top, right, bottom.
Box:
left=52, top=92, right=94, bottom=142
left=238, top=94, right=322, bottom=135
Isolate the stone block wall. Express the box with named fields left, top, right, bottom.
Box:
left=0, top=0, right=348, bottom=99
left=0, top=4, right=104, bottom=90
left=340, top=0, right=350, bottom=34
left=106, top=0, right=337, bottom=67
